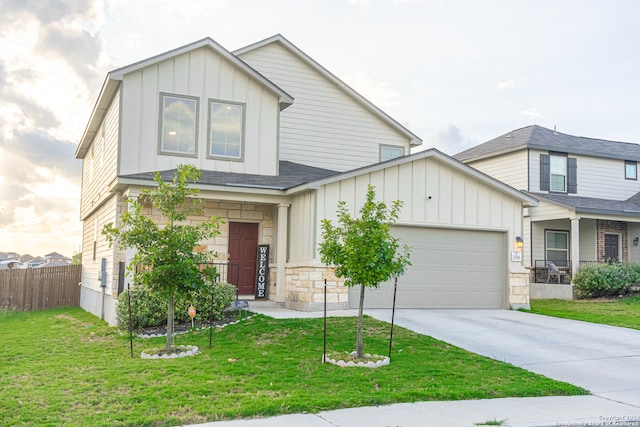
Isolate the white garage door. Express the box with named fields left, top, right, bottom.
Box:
left=348, top=227, right=507, bottom=309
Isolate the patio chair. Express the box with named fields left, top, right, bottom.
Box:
left=546, top=261, right=567, bottom=284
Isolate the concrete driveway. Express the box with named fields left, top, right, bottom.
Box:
left=365, top=309, right=640, bottom=407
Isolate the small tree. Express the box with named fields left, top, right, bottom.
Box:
left=103, top=164, right=220, bottom=351
left=319, top=185, right=411, bottom=358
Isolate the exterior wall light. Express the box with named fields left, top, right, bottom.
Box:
left=515, top=236, right=524, bottom=250
left=634, top=237, right=639, bottom=246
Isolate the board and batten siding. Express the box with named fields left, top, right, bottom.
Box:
left=288, top=191, right=317, bottom=262
left=466, top=150, right=528, bottom=191
left=238, top=42, right=411, bottom=172
left=118, top=46, right=279, bottom=177
left=313, top=157, right=525, bottom=269
left=80, top=91, right=120, bottom=221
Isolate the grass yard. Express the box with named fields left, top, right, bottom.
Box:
left=0, top=307, right=586, bottom=426
left=529, top=293, right=640, bottom=330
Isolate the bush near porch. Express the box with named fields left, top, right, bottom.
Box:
left=116, top=282, right=236, bottom=329
left=573, top=263, right=640, bottom=298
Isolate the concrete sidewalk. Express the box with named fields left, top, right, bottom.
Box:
left=188, top=305, right=640, bottom=427
left=189, top=396, right=639, bottom=427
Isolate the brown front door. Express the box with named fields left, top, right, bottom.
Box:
left=604, top=234, right=619, bottom=262
left=229, top=222, right=258, bottom=295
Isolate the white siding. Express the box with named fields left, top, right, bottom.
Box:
left=238, top=42, right=411, bottom=172
left=579, top=218, right=597, bottom=262
left=119, top=47, right=280, bottom=176
left=81, top=194, right=121, bottom=295
left=529, top=149, right=640, bottom=199
left=80, top=91, right=120, bottom=220
left=315, top=156, right=525, bottom=272
left=288, top=191, right=316, bottom=262
left=528, top=199, right=572, bottom=221
left=574, top=155, right=640, bottom=199
left=629, top=223, right=640, bottom=263
left=530, top=219, right=570, bottom=263
left=467, top=150, right=529, bottom=191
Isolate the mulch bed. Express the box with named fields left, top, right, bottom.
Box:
left=135, top=312, right=247, bottom=337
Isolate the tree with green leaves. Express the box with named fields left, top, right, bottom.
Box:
left=103, top=164, right=221, bottom=351
left=319, top=185, right=411, bottom=359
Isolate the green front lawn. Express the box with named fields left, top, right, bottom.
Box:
left=529, top=294, right=640, bottom=330
left=0, top=307, right=586, bottom=426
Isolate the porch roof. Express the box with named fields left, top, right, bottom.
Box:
left=530, top=192, right=640, bottom=217
left=120, top=161, right=339, bottom=191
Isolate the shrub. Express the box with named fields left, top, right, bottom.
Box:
left=116, top=282, right=237, bottom=329
left=573, top=263, right=640, bottom=299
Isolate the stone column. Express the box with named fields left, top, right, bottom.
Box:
left=571, top=217, right=580, bottom=277
left=275, top=203, right=290, bottom=303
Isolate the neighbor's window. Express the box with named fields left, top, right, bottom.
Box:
left=159, top=94, right=198, bottom=156
left=380, top=145, right=403, bottom=162
left=208, top=101, right=244, bottom=160
left=546, top=230, right=568, bottom=263
left=625, top=160, right=637, bottom=180
left=550, top=154, right=567, bottom=192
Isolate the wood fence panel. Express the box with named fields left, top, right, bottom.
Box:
left=0, top=265, right=82, bottom=311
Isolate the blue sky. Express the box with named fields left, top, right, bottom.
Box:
left=1, top=0, right=639, bottom=255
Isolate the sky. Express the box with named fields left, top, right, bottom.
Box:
left=1, top=0, right=639, bottom=257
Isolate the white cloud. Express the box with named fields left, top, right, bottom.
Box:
left=521, top=108, right=543, bottom=119
left=341, top=71, right=401, bottom=110
left=497, top=80, right=515, bottom=91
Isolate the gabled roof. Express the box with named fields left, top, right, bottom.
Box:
left=530, top=191, right=640, bottom=218
left=234, top=34, right=422, bottom=148
left=119, top=161, right=340, bottom=191
left=76, top=37, right=294, bottom=159
left=293, top=148, right=538, bottom=205
left=455, top=125, right=640, bottom=162
left=45, top=252, right=67, bottom=259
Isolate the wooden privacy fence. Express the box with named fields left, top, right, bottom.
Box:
left=0, top=264, right=82, bottom=311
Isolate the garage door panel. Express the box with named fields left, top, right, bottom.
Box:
left=349, top=227, right=506, bottom=309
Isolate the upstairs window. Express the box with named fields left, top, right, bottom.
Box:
left=540, top=153, right=577, bottom=194
left=380, top=145, right=404, bottom=162
left=208, top=100, right=244, bottom=160
left=625, top=160, right=637, bottom=180
left=550, top=154, right=567, bottom=192
left=159, top=94, right=198, bottom=156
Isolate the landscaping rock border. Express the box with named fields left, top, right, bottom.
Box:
left=141, top=345, right=199, bottom=359
left=137, top=314, right=256, bottom=339
left=324, top=352, right=390, bottom=368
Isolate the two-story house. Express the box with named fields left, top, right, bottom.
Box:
left=76, top=34, right=536, bottom=325
left=456, top=125, right=640, bottom=288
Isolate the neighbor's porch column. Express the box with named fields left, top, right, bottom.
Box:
left=275, top=203, right=290, bottom=303
left=571, top=217, right=580, bottom=277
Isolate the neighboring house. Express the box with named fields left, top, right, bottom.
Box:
left=44, top=252, right=69, bottom=264
left=0, top=260, right=22, bottom=269
left=27, top=257, right=46, bottom=268
left=76, top=35, right=536, bottom=325
left=456, top=124, right=640, bottom=283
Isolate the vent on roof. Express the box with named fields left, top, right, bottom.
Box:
left=554, top=125, right=559, bottom=135
left=506, top=135, right=511, bottom=139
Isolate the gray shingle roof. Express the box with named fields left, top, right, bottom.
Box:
left=121, top=161, right=339, bottom=190
left=455, top=125, right=640, bottom=162
left=530, top=191, right=640, bottom=217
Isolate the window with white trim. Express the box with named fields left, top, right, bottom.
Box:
left=550, top=154, right=567, bottom=192
left=208, top=101, right=244, bottom=160
left=159, top=94, right=198, bottom=156
left=546, top=230, right=568, bottom=262
left=380, top=145, right=403, bottom=162
left=625, top=160, right=637, bottom=180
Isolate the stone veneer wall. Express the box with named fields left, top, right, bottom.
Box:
left=284, top=265, right=349, bottom=311
left=596, top=220, right=627, bottom=262
left=509, top=271, right=531, bottom=309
